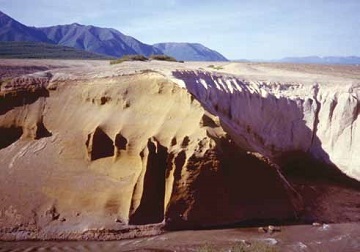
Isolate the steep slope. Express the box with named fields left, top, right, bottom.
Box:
left=0, top=10, right=52, bottom=43
left=0, top=61, right=299, bottom=240
left=153, top=42, right=228, bottom=61
left=0, top=11, right=229, bottom=61
left=39, top=24, right=162, bottom=57
left=172, top=69, right=360, bottom=181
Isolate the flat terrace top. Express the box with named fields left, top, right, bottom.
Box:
left=1, top=59, right=359, bottom=85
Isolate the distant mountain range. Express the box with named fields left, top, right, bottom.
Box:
left=3, top=10, right=357, bottom=64
left=0, top=11, right=51, bottom=43
left=38, top=24, right=162, bottom=58
left=0, top=10, right=227, bottom=61
left=277, top=56, right=360, bottom=65
left=153, top=43, right=228, bottom=62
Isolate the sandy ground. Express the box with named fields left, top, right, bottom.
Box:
left=1, top=59, right=359, bottom=82
left=0, top=223, right=359, bottom=251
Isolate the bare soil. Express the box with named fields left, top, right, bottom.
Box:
left=0, top=222, right=359, bottom=251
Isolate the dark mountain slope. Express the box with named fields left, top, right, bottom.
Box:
left=153, top=42, right=228, bottom=61
left=0, top=10, right=52, bottom=43
left=0, top=41, right=111, bottom=59
left=39, top=24, right=162, bottom=57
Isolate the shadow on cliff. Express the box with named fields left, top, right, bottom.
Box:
left=0, top=88, right=49, bottom=115
left=165, top=136, right=299, bottom=230
left=130, top=139, right=167, bottom=225
left=170, top=70, right=359, bottom=226
left=0, top=74, right=51, bottom=115
left=0, top=77, right=51, bottom=149
left=172, top=70, right=358, bottom=186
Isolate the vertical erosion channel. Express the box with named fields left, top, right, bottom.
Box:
left=129, top=139, right=168, bottom=224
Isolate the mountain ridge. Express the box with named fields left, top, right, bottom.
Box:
left=277, top=56, right=360, bottom=65
left=154, top=42, right=228, bottom=61
left=0, top=10, right=228, bottom=61
left=38, top=23, right=163, bottom=57
left=0, top=10, right=52, bottom=43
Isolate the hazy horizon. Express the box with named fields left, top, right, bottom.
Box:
left=0, top=0, right=359, bottom=60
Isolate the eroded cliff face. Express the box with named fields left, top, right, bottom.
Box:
left=1, top=60, right=359, bottom=240
left=0, top=69, right=299, bottom=240
left=173, top=70, right=360, bottom=181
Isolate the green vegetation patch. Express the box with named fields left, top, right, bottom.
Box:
left=0, top=41, right=110, bottom=59
left=208, top=64, right=224, bottom=70
left=110, top=55, right=149, bottom=65
left=110, top=54, right=183, bottom=65
left=149, top=54, right=178, bottom=62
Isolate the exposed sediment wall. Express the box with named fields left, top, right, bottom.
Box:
left=173, top=70, right=360, bottom=181
left=0, top=65, right=359, bottom=240
left=0, top=71, right=299, bottom=240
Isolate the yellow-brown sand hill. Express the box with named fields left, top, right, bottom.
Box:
left=0, top=60, right=359, bottom=240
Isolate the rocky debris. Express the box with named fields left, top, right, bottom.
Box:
left=321, top=224, right=331, bottom=231
left=0, top=65, right=50, bottom=81
left=45, top=206, right=60, bottom=221
left=258, top=227, right=267, bottom=233
left=257, top=225, right=281, bottom=234
left=0, top=72, right=51, bottom=116
left=1, top=71, right=52, bottom=92
left=267, top=225, right=281, bottom=234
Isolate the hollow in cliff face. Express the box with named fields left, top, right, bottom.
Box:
left=129, top=139, right=168, bottom=225
left=0, top=126, right=23, bottom=149
left=165, top=137, right=298, bottom=229
left=86, top=127, right=115, bottom=161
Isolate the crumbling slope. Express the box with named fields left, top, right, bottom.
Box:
left=0, top=70, right=298, bottom=240
left=173, top=70, right=360, bottom=181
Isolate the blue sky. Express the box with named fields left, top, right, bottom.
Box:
left=1, top=0, right=359, bottom=59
